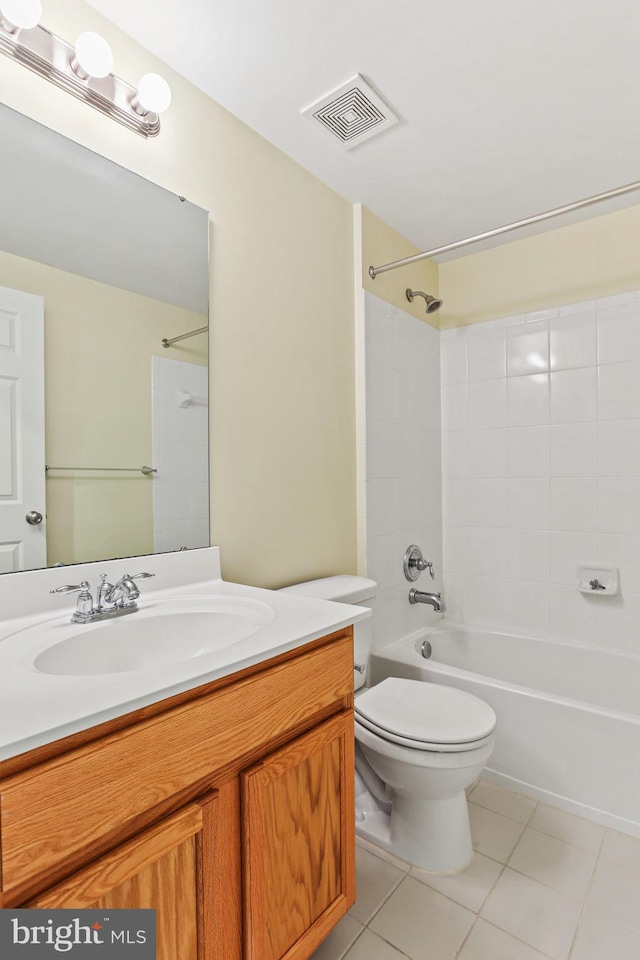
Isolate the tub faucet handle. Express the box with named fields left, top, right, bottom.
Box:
left=403, top=545, right=435, bottom=582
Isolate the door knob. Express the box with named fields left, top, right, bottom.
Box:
left=26, top=510, right=43, bottom=525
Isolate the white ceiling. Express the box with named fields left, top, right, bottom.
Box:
left=86, top=0, right=640, bottom=261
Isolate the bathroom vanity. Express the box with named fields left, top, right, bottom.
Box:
left=0, top=549, right=366, bottom=960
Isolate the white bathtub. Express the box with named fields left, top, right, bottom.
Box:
left=371, top=621, right=640, bottom=837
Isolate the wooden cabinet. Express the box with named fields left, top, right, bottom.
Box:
left=0, top=628, right=355, bottom=960
left=28, top=800, right=210, bottom=960
left=243, top=713, right=355, bottom=960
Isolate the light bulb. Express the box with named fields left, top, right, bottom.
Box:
left=136, top=73, right=172, bottom=114
left=0, top=0, right=41, bottom=30
left=72, top=31, right=113, bottom=79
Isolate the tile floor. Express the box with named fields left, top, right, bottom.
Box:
left=312, top=779, right=640, bottom=960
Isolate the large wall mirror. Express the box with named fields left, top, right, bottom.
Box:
left=0, top=103, right=210, bottom=575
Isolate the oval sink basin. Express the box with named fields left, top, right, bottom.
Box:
left=33, top=596, right=276, bottom=676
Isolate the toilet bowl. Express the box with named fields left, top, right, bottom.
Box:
left=354, top=677, right=495, bottom=872
left=278, top=575, right=496, bottom=873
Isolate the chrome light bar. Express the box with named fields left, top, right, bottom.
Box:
left=0, top=22, right=163, bottom=138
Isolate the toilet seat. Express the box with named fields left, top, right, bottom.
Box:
left=354, top=714, right=495, bottom=753
left=355, top=678, right=496, bottom=753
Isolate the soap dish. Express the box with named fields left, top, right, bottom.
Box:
left=577, top=564, right=619, bottom=596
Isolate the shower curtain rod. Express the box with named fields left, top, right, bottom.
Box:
left=161, top=325, right=208, bottom=348
left=368, top=177, right=640, bottom=279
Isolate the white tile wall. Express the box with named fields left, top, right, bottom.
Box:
left=467, top=322, right=506, bottom=381
left=152, top=357, right=209, bottom=553
left=364, top=292, right=442, bottom=651
left=441, top=291, right=640, bottom=651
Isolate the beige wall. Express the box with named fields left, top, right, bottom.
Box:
left=439, top=204, right=640, bottom=328
left=0, top=0, right=357, bottom=587
left=0, top=250, right=206, bottom=565
left=360, top=207, right=439, bottom=326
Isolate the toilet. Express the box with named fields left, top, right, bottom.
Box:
left=279, top=575, right=496, bottom=873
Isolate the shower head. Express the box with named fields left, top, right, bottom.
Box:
left=406, top=289, right=443, bottom=314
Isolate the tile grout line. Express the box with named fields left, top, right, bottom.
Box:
left=500, top=858, right=591, bottom=907
left=360, top=916, right=418, bottom=960
left=336, top=922, right=367, bottom=960
left=355, top=837, right=412, bottom=874
left=452, top=914, right=481, bottom=960
left=408, top=854, right=507, bottom=914
left=566, top=903, right=588, bottom=960
left=490, top=917, right=569, bottom=960
left=468, top=782, right=539, bottom=823
left=475, top=900, right=565, bottom=960
left=568, top=820, right=608, bottom=958
left=474, top=917, right=560, bottom=960
left=450, top=853, right=511, bottom=958
left=476, top=799, right=586, bottom=959
left=516, top=823, right=603, bottom=856
left=358, top=868, right=409, bottom=926
left=346, top=784, right=637, bottom=960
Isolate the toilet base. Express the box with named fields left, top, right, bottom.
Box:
left=392, top=790, right=473, bottom=873
left=356, top=783, right=474, bottom=874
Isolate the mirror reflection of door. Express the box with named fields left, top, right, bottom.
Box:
left=0, top=284, right=45, bottom=572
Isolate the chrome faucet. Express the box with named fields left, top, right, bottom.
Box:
left=50, top=572, right=155, bottom=623
left=105, top=574, right=143, bottom=606
left=409, top=588, right=445, bottom=612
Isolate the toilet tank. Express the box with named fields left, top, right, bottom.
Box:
left=278, top=575, right=377, bottom=690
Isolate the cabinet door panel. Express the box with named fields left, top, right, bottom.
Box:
left=92, top=839, right=198, bottom=960
left=242, top=712, right=355, bottom=960
left=28, top=801, right=209, bottom=960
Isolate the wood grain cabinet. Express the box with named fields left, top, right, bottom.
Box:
left=28, top=800, right=209, bottom=960
left=243, top=713, right=355, bottom=960
left=0, top=628, right=355, bottom=960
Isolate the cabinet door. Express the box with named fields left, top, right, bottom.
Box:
left=28, top=800, right=211, bottom=960
left=242, top=711, right=355, bottom=960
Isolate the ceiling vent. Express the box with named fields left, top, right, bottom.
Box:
left=302, top=74, right=398, bottom=149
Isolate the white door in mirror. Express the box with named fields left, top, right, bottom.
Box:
left=0, top=285, right=46, bottom=572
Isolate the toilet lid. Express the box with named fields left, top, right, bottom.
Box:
left=354, top=678, right=496, bottom=745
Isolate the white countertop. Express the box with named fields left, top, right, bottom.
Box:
left=0, top=548, right=369, bottom=761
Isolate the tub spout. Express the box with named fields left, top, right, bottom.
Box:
left=409, top=588, right=445, bottom=612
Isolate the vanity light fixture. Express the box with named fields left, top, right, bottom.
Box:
left=0, top=9, right=171, bottom=138
left=0, top=0, right=41, bottom=32
left=71, top=31, right=114, bottom=80
left=133, top=72, right=172, bottom=116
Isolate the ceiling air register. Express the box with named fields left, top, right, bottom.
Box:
left=302, top=74, right=398, bottom=149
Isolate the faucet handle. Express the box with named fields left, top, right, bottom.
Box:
left=403, top=545, right=435, bottom=582
left=128, top=572, right=155, bottom=581
left=50, top=582, right=87, bottom=595
left=51, top=580, right=93, bottom=616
